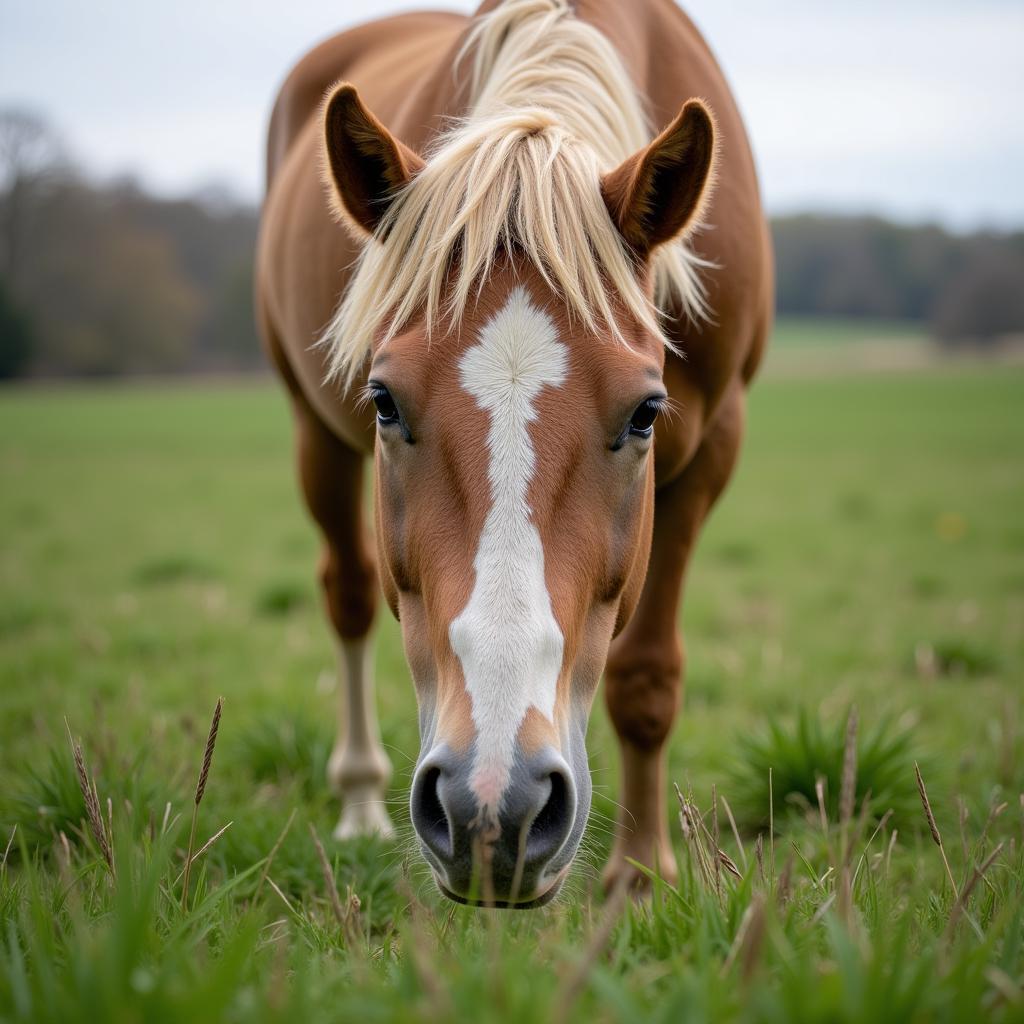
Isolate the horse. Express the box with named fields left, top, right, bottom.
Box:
left=256, top=0, right=772, bottom=907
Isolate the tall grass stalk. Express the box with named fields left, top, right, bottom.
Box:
left=181, top=697, right=222, bottom=911
left=914, top=761, right=959, bottom=899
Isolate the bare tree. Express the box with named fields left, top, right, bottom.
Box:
left=0, top=108, right=65, bottom=285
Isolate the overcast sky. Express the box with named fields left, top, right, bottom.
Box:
left=3, top=0, right=1022, bottom=228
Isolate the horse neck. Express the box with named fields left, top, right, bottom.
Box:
left=387, top=21, right=477, bottom=152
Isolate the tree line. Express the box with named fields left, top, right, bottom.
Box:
left=773, top=215, right=1024, bottom=344
left=1, top=109, right=1022, bottom=379
left=0, top=110, right=258, bottom=379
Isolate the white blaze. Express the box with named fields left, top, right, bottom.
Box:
left=449, top=287, right=568, bottom=815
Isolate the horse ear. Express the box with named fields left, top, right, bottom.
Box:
left=322, top=82, right=425, bottom=235
left=601, top=99, right=716, bottom=256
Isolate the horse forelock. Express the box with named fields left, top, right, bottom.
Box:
left=321, top=0, right=710, bottom=391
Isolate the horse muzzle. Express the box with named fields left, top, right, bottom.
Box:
left=410, top=744, right=579, bottom=907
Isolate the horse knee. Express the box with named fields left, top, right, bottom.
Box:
left=319, top=550, right=377, bottom=638
left=605, top=652, right=683, bottom=750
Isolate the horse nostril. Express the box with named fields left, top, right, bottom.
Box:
left=525, top=769, right=571, bottom=863
left=412, top=765, right=452, bottom=861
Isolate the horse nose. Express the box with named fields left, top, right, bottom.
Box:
left=515, top=756, right=575, bottom=867
left=410, top=746, right=577, bottom=905
left=409, top=758, right=456, bottom=864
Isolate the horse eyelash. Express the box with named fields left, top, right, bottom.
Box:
left=355, top=381, right=383, bottom=411
left=651, top=393, right=682, bottom=425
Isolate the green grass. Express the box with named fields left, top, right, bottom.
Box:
left=1, top=340, right=1022, bottom=1021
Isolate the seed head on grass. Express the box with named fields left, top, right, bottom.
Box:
left=674, top=784, right=742, bottom=898
left=65, top=720, right=114, bottom=877
left=674, top=785, right=713, bottom=891
left=915, top=761, right=959, bottom=899
left=181, top=697, right=223, bottom=911
left=194, top=697, right=222, bottom=806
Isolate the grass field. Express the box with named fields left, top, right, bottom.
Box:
left=1, top=321, right=1023, bottom=1021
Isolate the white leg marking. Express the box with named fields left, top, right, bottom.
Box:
left=326, top=635, right=395, bottom=839
left=449, top=287, right=568, bottom=816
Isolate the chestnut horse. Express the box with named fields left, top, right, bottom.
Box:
left=256, top=0, right=771, bottom=907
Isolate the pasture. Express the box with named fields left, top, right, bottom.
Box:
left=1, top=320, right=1022, bottom=1022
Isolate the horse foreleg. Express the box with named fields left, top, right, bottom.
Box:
left=293, top=401, right=394, bottom=840
left=327, top=633, right=394, bottom=839
left=602, top=391, right=745, bottom=891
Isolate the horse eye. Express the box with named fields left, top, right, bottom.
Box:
left=371, top=386, right=399, bottom=425
left=628, top=398, right=663, bottom=438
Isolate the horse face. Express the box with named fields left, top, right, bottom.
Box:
left=321, top=84, right=715, bottom=905
left=369, top=267, right=665, bottom=905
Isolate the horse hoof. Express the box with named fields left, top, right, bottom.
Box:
left=333, top=800, right=396, bottom=841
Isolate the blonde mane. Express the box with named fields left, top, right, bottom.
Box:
left=323, top=0, right=709, bottom=388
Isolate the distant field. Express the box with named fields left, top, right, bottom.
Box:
left=1, top=334, right=1022, bottom=1021
left=767, top=316, right=1024, bottom=378
left=772, top=315, right=928, bottom=347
